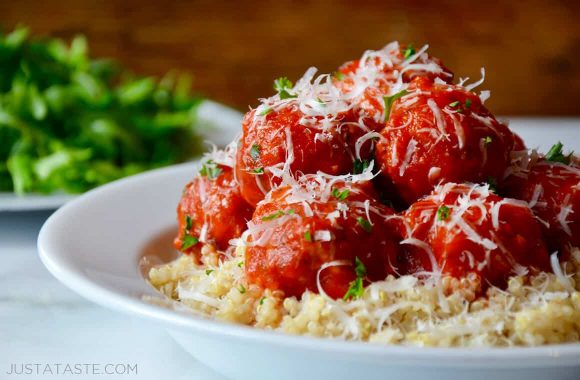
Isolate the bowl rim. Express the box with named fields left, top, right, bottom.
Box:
left=37, top=161, right=580, bottom=368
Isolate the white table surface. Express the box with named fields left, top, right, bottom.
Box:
left=0, top=210, right=225, bottom=380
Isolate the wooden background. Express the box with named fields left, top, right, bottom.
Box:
left=1, top=0, right=579, bottom=115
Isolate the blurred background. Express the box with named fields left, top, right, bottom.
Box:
left=1, top=0, right=579, bottom=115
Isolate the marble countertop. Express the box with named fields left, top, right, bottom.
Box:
left=0, top=211, right=225, bottom=380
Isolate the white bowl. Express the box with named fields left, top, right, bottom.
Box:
left=38, top=123, right=580, bottom=380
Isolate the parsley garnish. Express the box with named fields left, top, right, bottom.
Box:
left=332, top=187, right=350, bottom=200
left=250, top=144, right=260, bottom=160
left=273, top=77, right=296, bottom=99
left=357, top=217, right=373, bottom=233
left=333, top=71, right=346, bottom=81
left=487, top=176, right=498, bottom=193
left=261, top=209, right=294, bottom=221
left=259, top=296, right=266, bottom=305
left=437, top=205, right=450, bottom=221
left=250, top=167, right=264, bottom=175
left=304, top=230, right=312, bottom=242
left=199, top=160, right=222, bottom=180
left=237, top=261, right=244, bottom=268
left=181, top=235, right=199, bottom=250
left=383, top=89, right=408, bottom=122
left=259, top=107, right=272, bottom=116
left=545, top=142, right=572, bottom=165
left=343, top=257, right=367, bottom=301
left=465, top=99, right=473, bottom=109
left=353, top=159, right=370, bottom=174
left=205, top=269, right=214, bottom=276
left=449, top=101, right=460, bottom=108
left=403, top=44, right=416, bottom=59
left=185, top=215, right=193, bottom=231
left=238, top=284, right=246, bottom=294
left=483, top=136, right=492, bottom=146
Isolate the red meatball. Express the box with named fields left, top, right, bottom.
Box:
left=175, top=163, right=253, bottom=258
left=401, top=183, right=550, bottom=289
left=236, top=106, right=355, bottom=207
left=334, top=43, right=454, bottom=132
left=504, top=158, right=579, bottom=256
left=244, top=180, right=401, bottom=299
left=375, top=77, right=518, bottom=204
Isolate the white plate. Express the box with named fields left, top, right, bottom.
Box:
left=0, top=100, right=243, bottom=212
left=38, top=123, right=580, bottom=380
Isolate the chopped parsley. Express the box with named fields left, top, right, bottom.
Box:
left=259, top=107, right=272, bottom=116
left=250, top=144, right=260, bottom=160
left=332, top=187, right=350, bottom=200
left=237, top=261, right=244, bottom=268
left=449, top=101, right=460, bottom=108
left=250, top=167, right=264, bottom=175
left=357, top=216, right=373, bottom=233
left=333, top=71, right=346, bottom=81
left=487, top=176, right=498, bottom=193
left=343, top=257, right=367, bottom=301
left=205, top=269, right=214, bottom=276
left=403, top=44, right=416, bottom=59
left=261, top=209, right=295, bottom=221
left=383, top=89, right=408, bottom=122
left=181, top=234, right=199, bottom=250
left=199, top=160, right=222, bottom=180
left=437, top=205, right=450, bottom=221
left=353, top=159, right=370, bottom=174
left=304, top=230, right=312, bottom=242
left=465, top=99, right=473, bottom=109
left=273, top=77, right=296, bottom=99
left=545, top=142, right=572, bottom=165
left=238, top=284, right=246, bottom=294
left=259, top=296, right=266, bottom=305
left=185, top=215, right=193, bottom=231
left=483, top=136, right=493, bottom=146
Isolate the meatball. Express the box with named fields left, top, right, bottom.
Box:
left=375, top=76, right=518, bottom=204
left=236, top=106, right=355, bottom=207
left=334, top=43, right=454, bottom=132
left=400, top=183, right=550, bottom=289
left=174, top=162, right=253, bottom=258
left=243, top=180, right=401, bottom=299
left=504, top=156, right=579, bottom=257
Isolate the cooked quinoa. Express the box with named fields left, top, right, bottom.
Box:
left=148, top=246, right=580, bottom=347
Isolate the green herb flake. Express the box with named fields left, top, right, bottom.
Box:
left=353, top=159, right=370, bottom=174
left=437, top=205, right=450, bottom=221
left=483, top=136, right=492, bottom=146
left=250, top=144, right=260, bottom=160
left=259, top=296, right=266, bottom=305
left=403, top=44, right=416, bottom=59
left=286, top=209, right=295, bottom=215
left=449, top=101, right=460, bottom=108
left=273, top=77, right=296, bottom=100
left=332, top=187, right=350, bottom=200
left=383, top=89, right=409, bottom=122
left=261, top=210, right=285, bottom=221
left=487, top=176, right=498, bottom=193
left=357, top=217, right=373, bottom=233
left=304, top=230, right=312, bottom=242
left=259, top=107, right=272, bottom=116
left=354, top=257, right=367, bottom=278
left=199, top=160, right=222, bottom=180
left=238, top=284, right=246, bottom=294
left=465, top=99, right=473, bottom=109
left=250, top=167, right=264, bottom=175
left=333, top=71, right=346, bottom=81
left=343, top=277, right=364, bottom=301
left=185, top=215, right=193, bottom=231
left=181, top=234, right=199, bottom=250
left=545, top=142, right=572, bottom=165
left=205, top=269, right=214, bottom=276
left=237, top=261, right=244, bottom=268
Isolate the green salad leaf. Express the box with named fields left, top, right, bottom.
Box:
left=0, top=26, right=206, bottom=195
